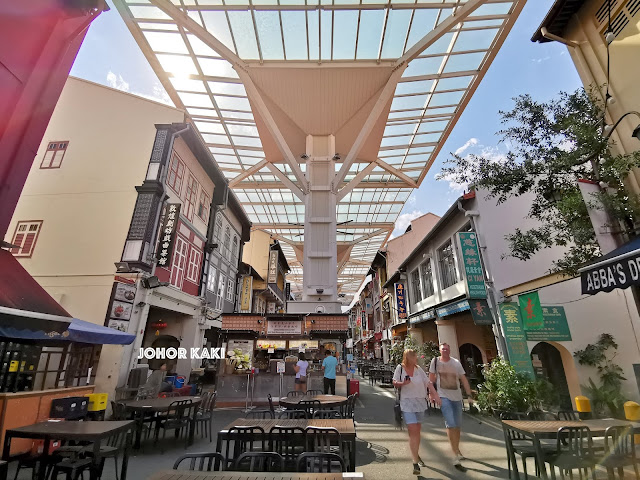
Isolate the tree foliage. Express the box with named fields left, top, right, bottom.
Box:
left=437, top=88, right=640, bottom=275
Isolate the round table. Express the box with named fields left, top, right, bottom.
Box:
left=278, top=394, right=348, bottom=409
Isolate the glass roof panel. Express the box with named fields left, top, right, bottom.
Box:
left=380, top=9, right=412, bottom=59
left=201, top=11, right=236, bottom=53
left=356, top=10, right=384, bottom=59
left=333, top=10, right=359, bottom=60
left=254, top=11, right=285, bottom=60
left=282, top=11, right=309, bottom=60
left=227, top=11, right=260, bottom=59
left=453, top=28, right=499, bottom=52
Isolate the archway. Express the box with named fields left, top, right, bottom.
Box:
left=459, top=343, right=484, bottom=389
left=149, top=335, right=180, bottom=372
left=531, top=342, right=572, bottom=409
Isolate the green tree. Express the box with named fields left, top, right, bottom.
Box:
left=438, top=88, right=640, bottom=275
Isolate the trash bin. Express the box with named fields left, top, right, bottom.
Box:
left=624, top=401, right=640, bottom=443
left=575, top=395, right=592, bottom=420
left=349, top=379, right=359, bottom=396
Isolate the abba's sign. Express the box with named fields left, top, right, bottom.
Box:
left=581, top=253, right=640, bottom=295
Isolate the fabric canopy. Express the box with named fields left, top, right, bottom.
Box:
left=580, top=236, right=640, bottom=295
left=0, top=317, right=135, bottom=345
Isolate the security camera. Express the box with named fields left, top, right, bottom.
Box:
left=316, top=288, right=324, bottom=294
left=316, top=306, right=325, bottom=314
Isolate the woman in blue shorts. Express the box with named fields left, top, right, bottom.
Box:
left=393, top=349, right=441, bottom=475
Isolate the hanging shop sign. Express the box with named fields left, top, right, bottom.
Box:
left=256, top=339, right=287, bottom=349
left=240, top=276, right=253, bottom=311
left=267, top=320, right=302, bottom=335
left=409, top=308, right=435, bottom=325
left=579, top=237, right=640, bottom=295
left=365, top=298, right=373, bottom=314
left=289, top=340, right=319, bottom=350
left=456, top=232, right=487, bottom=299
left=395, top=283, right=408, bottom=320
left=156, top=203, right=181, bottom=268
left=267, top=250, right=278, bottom=284
left=498, top=303, right=535, bottom=377
left=469, top=299, right=494, bottom=326
left=285, top=282, right=291, bottom=301
left=104, top=280, right=137, bottom=330
left=525, top=306, right=571, bottom=342
left=518, top=291, right=544, bottom=330
left=436, top=299, right=470, bottom=317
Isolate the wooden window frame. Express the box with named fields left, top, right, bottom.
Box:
left=166, top=153, right=185, bottom=196
left=420, top=259, right=435, bottom=299
left=184, top=174, right=198, bottom=222
left=207, top=264, right=217, bottom=292
left=216, top=274, right=225, bottom=310
left=196, top=189, right=210, bottom=223
left=10, top=221, right=43, bottom=258
left=438, top=240, right=458, bottom=289
left=40, top=141, right=69, bottom=169
left=232, top=235, right=238, bottom=263
left=170, top=235, right=189, bottom=289
left=226, top=278, right=234, bottom=301
left=186, top=247, right=202, bottom=283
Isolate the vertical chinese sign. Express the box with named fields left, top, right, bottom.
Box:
left=498, top=303, right=535, bottom=377
left=267, top=250, right=278, bottom=284
left=518, top=291, right=544, bottom=330
left=157, top=203, right=181, bottom=268
left=240, top=276, right=253, bottom=311
left=395, top=283, right=408, bottom=320
left=469, top=299, right=494, bottom=325
left=456, top=232, right=487, bottom=299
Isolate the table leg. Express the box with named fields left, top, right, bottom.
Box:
left=1, top=433, right=11, bottom=462
left=133, top=411, right=143, bottom=449
left=188, top=409, right=196, bottom=446
left=350, top=437, right=356, bottom=472
left=37, top=438, right=50, bottom=480
left=533, top=436, right=549, bottom=480
left=121, top=431, right=131, bottom=480
left=90, top=438, right=101, bottom=480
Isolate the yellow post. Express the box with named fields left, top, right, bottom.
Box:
left=624, top=401, right=640, bottom=443
left=575, top=396, right=592, bottom=420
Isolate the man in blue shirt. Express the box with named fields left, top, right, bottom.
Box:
left=321, top=350, right=338, bottom=395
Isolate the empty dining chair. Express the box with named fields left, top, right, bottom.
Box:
left=278, top=409, right=308, bottom=419
left=246, top=409, right=275, bottom=419
left=232, top=452, right=284, bottom=472
left=501, top=411, right=553, bottom=479
left=287, top=391, right=304, bottom=397
left=173, top=452, right=225, bottom=471
left=269, top=426, right=305, bottom=470
left=312, top=409, right=341, bottom=419
left=548, top=426, right=597, bottom=480
left=297, top=452, right=345, bottom=473
left=527, top=411, right=559, bottom=421
left=557, top=410, right=579, bottom=421
left=222, top=426, right=266, bottom=469
left=600, top=425, right=639, bottom=479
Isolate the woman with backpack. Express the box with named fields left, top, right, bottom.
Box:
left=393, top=348, right=441, bottom=475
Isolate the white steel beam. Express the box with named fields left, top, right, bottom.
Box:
left=264, top=163, right=304, bottom=201
left=228, top=159, right=269, bottom=188
left=251, top=222, right=395, bottom=229
left=397, top=0, right=488, bottom=65
left=374, top=159, right=418, bottom=188
left=333, top=66, right=407, bottom=188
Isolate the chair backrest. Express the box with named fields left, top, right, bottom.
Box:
left=305, top=426, right=342, bottom=455
left=168, top=399, right=194, bottom=420
left=500, top=412, right=527, bottom=420
left=173, top=452, right=225, bottom=471
left=278, top=409, right=308, bottom=419
left=557, top=410, right=579, bottom=421
left=268, top=426, right=305, bottom=458
left=206, top=392, right=217, bottom=411
left=232, top=452, right=284, bottom=472
left=527, top=411, right=559, bottom=421
left=341, top=394, right=356, bottom=419
left=247, top=409, right=275, bottom=419
left=287, top=390, right=304, bottom=397
left=222, top=426, right=266, bottom=467
left=299, top=399, right=321, bottom=416
left=312, top=409, right=341, bottom=419
left=159, top=391, right=181, bottom=398
left=297, top=452, right=345, bottom=473
left=307, top=389, right=323, bottom=396
left=110, top=401, right=128, bottom=420
left=557, top=426, right=593, bottom=456
left=604, top=425, right=635, bottom=457
left=500, top=412, right=528, bottom=441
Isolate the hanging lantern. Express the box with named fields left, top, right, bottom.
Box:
left=150, top=321, right=167, bottom=329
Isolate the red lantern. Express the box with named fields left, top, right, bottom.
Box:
left=150, top=321, right=167, bottom=329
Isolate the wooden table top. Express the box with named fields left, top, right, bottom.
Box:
left=279, top=395, right=348, bottom=406
left=502, top=419, right=640, bottom=435
left=120, top=396, right=202, bottom=410
left=6, top=420, right=134, bottom=440
left=147, top=471, right=364, bottom=480
left=221, top=418, right=356, bottom=436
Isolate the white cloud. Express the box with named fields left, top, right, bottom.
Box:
left=532, top=56, right=551, bottom=64
left=454, top=137, right=478, bottom=156
left=106, top=71, right=130, bottom=92
left=390, top=210, right=424, bottom=239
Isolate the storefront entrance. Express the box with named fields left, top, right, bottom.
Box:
left=531, top=342, right=572, bottom=409
left=459, top=343, right=484, bottom=389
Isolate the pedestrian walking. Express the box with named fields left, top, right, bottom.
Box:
left=321, top=350, right=338, bottom=394
left=393, top=348, right=441, bottom=475
left=429, top=343, right=474, bottom=471
left=294, top=352, right=309, bottom=393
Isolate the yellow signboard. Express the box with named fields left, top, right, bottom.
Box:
left=240, top=276, right=253, bottom=311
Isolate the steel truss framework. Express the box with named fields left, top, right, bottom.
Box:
left=115, top=0, right=525, bottom=303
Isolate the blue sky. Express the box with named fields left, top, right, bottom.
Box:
left=70, top=0, right=582, bottom=237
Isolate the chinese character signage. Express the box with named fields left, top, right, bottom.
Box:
left=525, top=306, right=571, bottom=341
left=518, top=291, right=544, bottom=330
left=395, top=283, right=407, bottom=320
left=456, top=232, right=487, bottom=299
left=267, top=250, right=278, bottom=284
left=469, top=299, right=494, bottom=325
left=285, top=282, right=291, bottom=301
left=240, top=276, right=253, bottom=311
left=267, top=320, right=302, bottom=335
left=156, top=203, right=181, bottom=268
left=499, top=303, right=535, bottom=377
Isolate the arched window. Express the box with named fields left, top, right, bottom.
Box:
left=232, top=235, right=238, bottom=263
left=223, top=226, right=230, bottom=261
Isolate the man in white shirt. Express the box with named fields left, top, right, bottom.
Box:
left=429, top=343, right=473, bottom=471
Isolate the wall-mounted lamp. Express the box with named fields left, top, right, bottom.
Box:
left=603, top=111, right=640, bottom=141
left=316, top=288, right=324, bottom=294
left=301, top=154, right=309, bottom=160
left=115, top=262, right=130, bottom=272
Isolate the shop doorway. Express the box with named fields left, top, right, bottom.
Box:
left=459, top=343, right=484, bottom=389
left=149, top=335, right=180, bottom=372
left=531, top=342, right=572, bottom=409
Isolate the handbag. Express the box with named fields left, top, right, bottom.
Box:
left=394, top=366, right=404, bottom=428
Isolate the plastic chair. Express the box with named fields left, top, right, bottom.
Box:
left=297, top=452, right=345, bottom=473
left=196, top=392, right=217, bottom=441
left=501, top=412, right=552, bottom=480
left=278, top=409, right=308, bottom=419
left=220, top=426, right=266, bottom=469
left=341, top=394, right=357, bottom=419
left=83, top=430, right=129, bottom=480
left=154, top=399, right=195, bottom=449
left=601, top=425, right=639, bottom=479
left=304, top=426, right=342, bottom=457
left=49, top=457, right=93, bottom=480
left=269, top=426, right=305, bottom=469
left=548, top=426, right=597, bottom=479
left=173, top=452, right=225, bottom=471
left=232, top=452, right=284, bottom=472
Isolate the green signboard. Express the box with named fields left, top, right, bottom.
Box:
left=525, top=306, right=572, bottom=342
left=518, top=291, right=544, bottom=330
left=499, top=303, right=535, bottom=377
left=469, top=299, right=494, bottom=325
left=456, top=232, right=487, bottom=299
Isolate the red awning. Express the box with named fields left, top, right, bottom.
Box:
left=0, top=249, right=71, bottom=333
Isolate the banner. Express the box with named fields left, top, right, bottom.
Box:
left=268, top=250, right=278, bottom=284
left=518, top=291, right=544, bottom=330
left=156, top=203, right=181, bottom=267
left=469, top=299, right=494, bottom=325
left=498, top=303, right=535, bottom=377
left=240, top=276, right=253, bottom=311
left=525, top=306, right=571, bottom=341
left=395, top=283, right=408, bottom=320
left=457, top=232, right=487, bottom=298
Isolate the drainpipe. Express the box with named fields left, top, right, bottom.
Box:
left=457, top=200, right=509, bottom=361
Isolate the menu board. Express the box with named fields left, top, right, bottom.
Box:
left=267, top=320, right=301, bottom=335
left=288, top=340, right=319, bottom=350
left=256, top=339, right=287, bottom=349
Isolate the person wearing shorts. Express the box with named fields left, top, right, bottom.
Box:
left=393, top=349, right=440, bottom=476
left=294, top=352, right=309, bottom=393
left=429, top=343, right=473, bottom=471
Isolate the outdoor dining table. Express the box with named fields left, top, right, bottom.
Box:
left=147, top=471, right=364, bottom=479
left=217, top=418, right=357, bottom=471
left=120, top=395, right=202, bottom=449
left=502, top=419, right=640, bottom=480
left=2, top=420, right=134, bottom=480
left=279, top=394, right=348, bottom=409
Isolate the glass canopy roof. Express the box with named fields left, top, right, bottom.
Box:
left=114, top=0, right=523, bottom=303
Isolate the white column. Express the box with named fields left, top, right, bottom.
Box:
left=435, top=319, right=459, bottom=359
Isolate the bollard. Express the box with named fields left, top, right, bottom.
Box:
left=624, top=401, right=640, bottom=443
left=575, top=396, right=593, bottom=420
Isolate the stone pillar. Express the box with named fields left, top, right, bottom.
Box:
left=435, top=319, right=459, bottom=360
left=409, top=325, right=424, bottom=344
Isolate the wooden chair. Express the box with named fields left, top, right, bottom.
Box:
left=232, top=452, right=284, bottom=472
left=173, top=452, right=225, bottom=471
left=297, top=452, right=345, bottom=473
